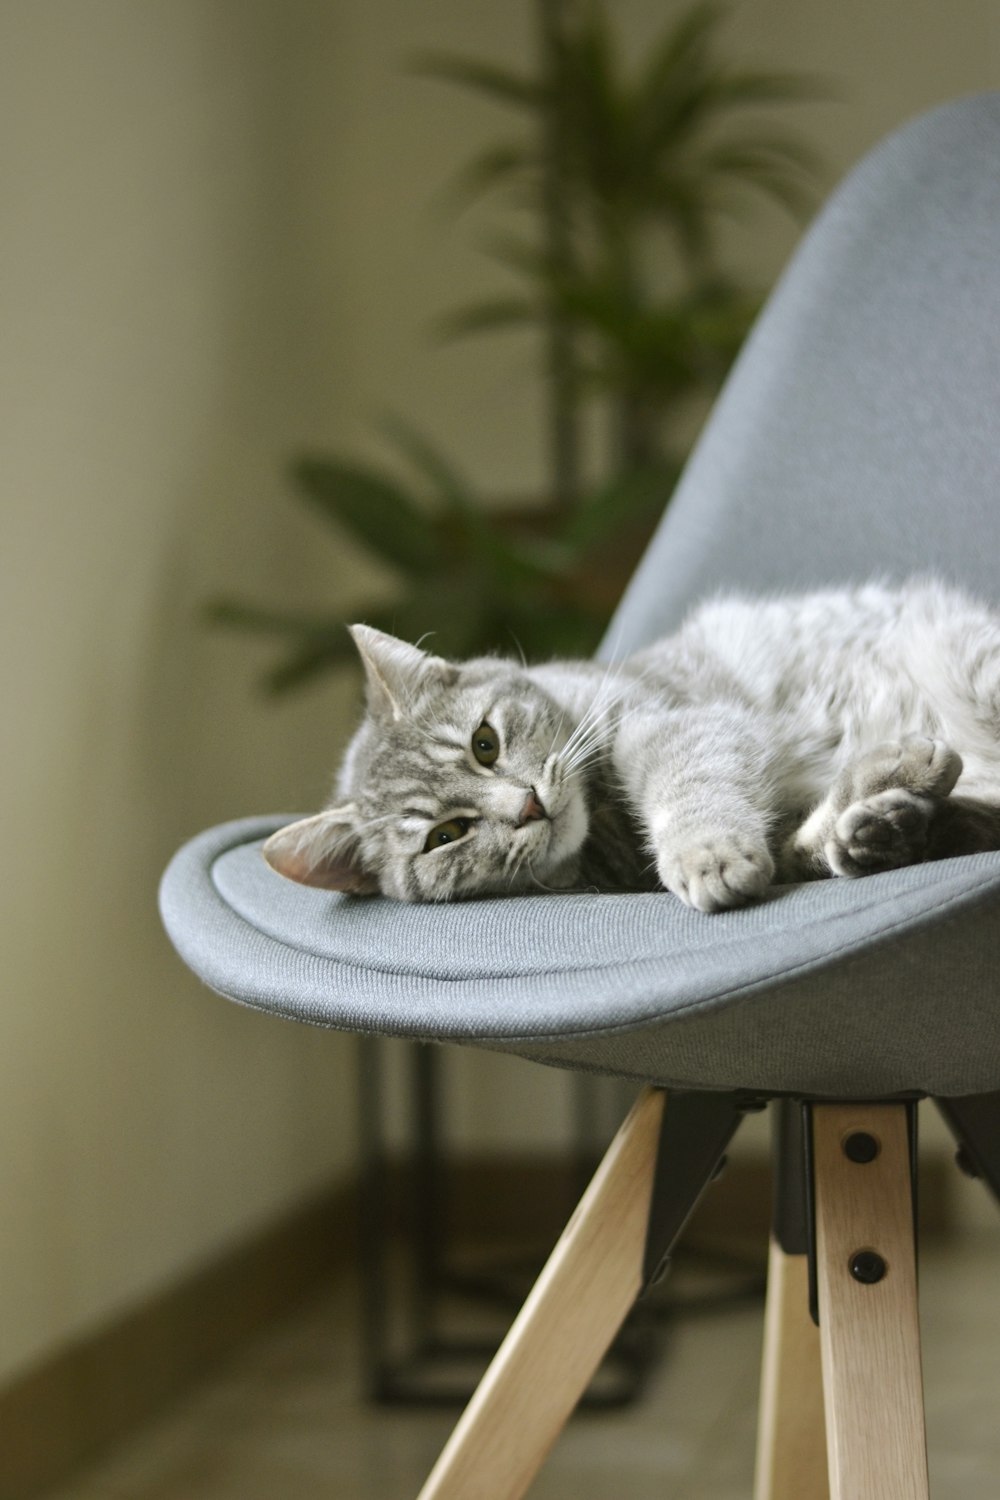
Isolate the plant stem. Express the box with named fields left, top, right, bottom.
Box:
left=538, top=0, right=581, bottom=514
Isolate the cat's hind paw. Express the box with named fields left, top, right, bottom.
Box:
left=825, top=788, right=934, bottom=878
left=839, top=735, right=962, bottom=804
left=657, top=837, right=774, bottom=913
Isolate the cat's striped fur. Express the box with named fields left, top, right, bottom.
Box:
left=264, top=580, right=1000, bottom=910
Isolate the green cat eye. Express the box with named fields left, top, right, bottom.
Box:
left=423, top=817, right=472, bottom=853
left=472, top=722, right=500, bottom=766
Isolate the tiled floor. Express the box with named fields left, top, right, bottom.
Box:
left=50, top=1235, right=1000, bottom=1499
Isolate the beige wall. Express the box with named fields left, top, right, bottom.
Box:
left=2, top=0, right=998, bottom=1392
left=0, top=1, right=372, bottom=1388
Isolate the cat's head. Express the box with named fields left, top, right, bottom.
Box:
left=262, top=625, right=589, bottom=901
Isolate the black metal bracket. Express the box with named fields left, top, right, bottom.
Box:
left=358, top=1039, right=668, bottom=1408
left=936, top=1091, right=1000, bottom=1203
left=773, top=1098, right=920, bottom=1327
left=640, top=1090, right=751, bottom=1292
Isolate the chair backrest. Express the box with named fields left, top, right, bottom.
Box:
left=606, top=93, right=1000, bottom=657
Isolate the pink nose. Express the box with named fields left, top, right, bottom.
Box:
left=518, top=789, right=547, bottom=825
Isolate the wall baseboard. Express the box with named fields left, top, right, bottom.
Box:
left=417, top=1147, right=953, bottom=1256
left=0, top=1186, right=355, bottom=1500
left=0, top=1147, right=955, bottom=1499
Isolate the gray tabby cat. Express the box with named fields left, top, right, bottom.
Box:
left=263, top=579, right=1000, bottom=911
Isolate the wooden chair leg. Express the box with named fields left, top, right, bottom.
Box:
left=754, top=1239, right=829, bottom=1500
left=416, top=1086, right=667, bottom=1500
left=812, top=1103, right=929, bottom=1500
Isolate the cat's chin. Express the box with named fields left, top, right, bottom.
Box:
left=546, top=783, right=589, bottom=867
left=509, top=795, right=588, bottom=894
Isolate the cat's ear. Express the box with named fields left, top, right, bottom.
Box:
left=262, top=807, right=378, bottom=894
left=349, top=624, right=453, bottom=719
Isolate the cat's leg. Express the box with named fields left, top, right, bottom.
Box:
left=613, top=703, right=777, bottom=912
left=781, top=735, right=963, bottom=881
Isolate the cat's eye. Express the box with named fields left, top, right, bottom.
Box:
left=472, top=722, right=500, bottom=766
left=423, top=817, right=472, bottom=853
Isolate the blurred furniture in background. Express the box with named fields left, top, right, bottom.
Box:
left=356, top=1046, right=674, bottom=1407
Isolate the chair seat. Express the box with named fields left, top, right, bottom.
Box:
left=160, top=815, right=1000, bottom=1099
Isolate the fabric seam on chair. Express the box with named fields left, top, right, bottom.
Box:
left=491, top=878, right=1000, bottom=1045
left=208, top=831, right=1000, bottom=990
left=191, top=847, right=1000, bottom=1040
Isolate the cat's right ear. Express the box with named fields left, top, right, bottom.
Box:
left=349, top=624, right=454, bottom=719
left=261, top=808, right=378, bottom=894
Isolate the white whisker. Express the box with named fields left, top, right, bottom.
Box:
left=546, top=710, right=569, bottom=762
left=506, top=630, right=528, bottom=670
left=558, top=656, right=638, bottom=764
left=523, top=860, right=567, bottom=894
left=506, top=839, right=533, bottom=888
left=559, top=697, right=642, bottom=776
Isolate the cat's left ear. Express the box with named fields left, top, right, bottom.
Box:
left=262, top=807, right=379, bottom=894
left=349, top=624, right=454, bottom=719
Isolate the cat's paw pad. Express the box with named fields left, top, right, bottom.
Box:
left=842, top=736, right=962, bottom=804
left=826, top=789, right=934, bottom=878
left=658, top=838, right=774, bottom=913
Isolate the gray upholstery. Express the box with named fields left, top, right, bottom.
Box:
left=605, top=91, right=1000, bottom=653
left=161, top=814, right=1000, bottom=1097
left=160, top=94, right=1000, bottom=1100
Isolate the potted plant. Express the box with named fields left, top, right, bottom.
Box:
left=209, top=0, right=827, bottom=690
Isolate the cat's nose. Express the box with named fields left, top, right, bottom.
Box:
left=518, top=789, right=547, bottom=825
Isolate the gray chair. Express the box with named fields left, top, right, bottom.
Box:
left=161, top=94, right=1000, bottom=1499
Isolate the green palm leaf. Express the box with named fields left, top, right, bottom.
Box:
left=410, top=54, right=542, bottom=109
left=437, top=142, right=538, bottom=211
left=431, top=294, right=540, bottom=342
left=375, top=412, right=480, bottom=512
left=291, top=458, right=439, bottom=575
left=204, top=600, right=345, bottom=639
left=262, top=635, right=357, bottom=696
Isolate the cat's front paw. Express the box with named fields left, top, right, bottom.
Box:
left=657, top=838, right=774, bottom=913
left=826, top=788, right=933, bottom=877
